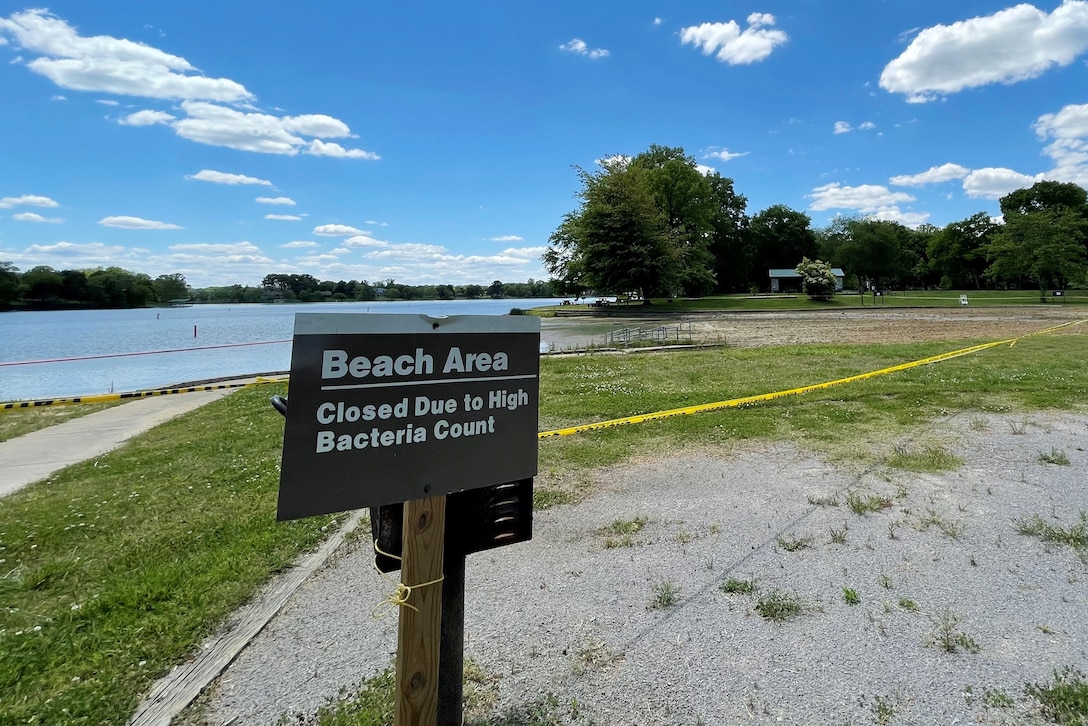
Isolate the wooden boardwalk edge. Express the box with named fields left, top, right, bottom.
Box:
left=129, top=510, right=367, bottom=726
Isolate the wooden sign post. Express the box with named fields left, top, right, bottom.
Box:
left=275, top=313, right=540, bottom=726
left=395, top=496, right=446, bottom=726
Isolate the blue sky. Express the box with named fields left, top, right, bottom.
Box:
left=1, top=1, right=1087, bottom=288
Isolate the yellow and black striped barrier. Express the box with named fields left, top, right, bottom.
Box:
left=1, top=377, right=288, bottom=411
left=536, top=317, right=1088, bottom=439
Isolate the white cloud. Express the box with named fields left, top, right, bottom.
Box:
left=0, top=9, right=253, bottom=102
left=343, top=235, right=388, bottom=247
left=186, top=169, right=272, bottom=186
left=264, top=213, right=302, bottom=221
left=256, top=196, right=296, bottom=205
left=858, top=121, right=876, bottom=130
left=680, top=13, right=788, bottom=65
left=13, top=241, right=135, bottom=268
left=695, top=163, right=716, bottom=176
left=329, top=247, right=350, bottom=255
left=98, top=215, right=183, bottom=230
left=808, top=183, right=916, bottom=211
left=12, top=211, right=63, bottom=223
left=119, top=109, right=175, bottom=126
left=365, top=220, right=389, bottom=226
left=704, top=147, right=748, bottom=162
left=889, top=163, right=971, bottom=186
left=95, top=98, right=119, bottom=106
left=870, top=208, right=931, bottom=228
left=314, top=224, right=366, bottom=236
left=559, top=38, right=609, bottom=59
left=167, top=102, right=379, bottom=157
left=306, top=139, right=380, bottom=159
left=281, top=240, right=318, bottom=248
left=50, top=94, right=65, bottom=100
left=0, top=194, right=60, bottom=208
left=961, top=167, right=1044, bottom=199
left=653, top=17, right=663, bottom=25
left=1034, top=102, right=1088, bottom=185
left=880, top=2, right=1088, bottom=101
left=0, top=10, right=379, bottom=158
left=488, top=235, right=524, bottom=242
left=833, top=121, right=852, bottom=134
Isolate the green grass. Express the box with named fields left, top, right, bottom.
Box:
left=7, top=332, right=1088, bottom=723
left=600, top=516, right=648, bottom=548
left=1026, top=667, right=1088, bottom=725
left=754, top=589, right=806, bottom=622
left=1016, top=512, right=1088, bottom=552
left=926, top=609, right=980, bottom=654
left=842, top=587, right=860, bottom=605
left=886, top=443, right=964, bottom=472
left=0, top=400, right=129, bottom=443
left=0, top=384, right=338, bottom=724
left=538, top=336, right=1088, bottom=476
left=776, top=533, right=813, bottom=552
left=648, top=579, right=680, bottom=609
left=720, top=578, right=757, bottom=595
left=1038, top=447, right=1072, bottom=466
left=845, top=490, right=893, bottom=516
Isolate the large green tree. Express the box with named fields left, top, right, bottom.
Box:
left=153, top=273, right=190, bottom=302
left=986, top=207, right=1087, bottom=290
left=838, top=219, right=910, bottom=292
left=748, top=205, right=818, bottom=290
left=0, top=262, right=20, bottom=305
left=630, top=145, right=718, bottom=295
left=545, top=158, right=675, bottom=301
left=706, top=173, right=751, bottom=293
left=928, top=213, right=996, bottom=289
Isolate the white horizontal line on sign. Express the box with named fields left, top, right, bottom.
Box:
left=320, top=373, right=538, bottom=391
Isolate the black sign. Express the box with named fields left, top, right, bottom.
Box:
left=277, top=314, right=540, bottom=520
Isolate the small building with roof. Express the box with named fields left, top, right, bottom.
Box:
left=768, top=267, right=846, bottom=293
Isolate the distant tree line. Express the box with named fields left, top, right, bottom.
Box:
left=0, top=264, right=556, bottom=310
left=544, top=145, right=1088, bottom=299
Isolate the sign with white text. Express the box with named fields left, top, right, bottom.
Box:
left=277, top=313, right=540, bottom=520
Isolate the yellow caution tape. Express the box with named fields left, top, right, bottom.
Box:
left=1, top=376, right=288, bottom=411
left=537, top=317, right=1088, bottom=439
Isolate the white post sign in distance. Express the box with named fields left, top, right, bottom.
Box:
left=277, top=313, right=540, bottom=521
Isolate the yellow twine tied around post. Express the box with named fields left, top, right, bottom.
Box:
left=370, top=542, right=444, bottom=618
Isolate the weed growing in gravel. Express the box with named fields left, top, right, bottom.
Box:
left=829, top=523, right=849, bottom=544
left=572, top=639, right=624, bottom=675
left=601, top=516, right=648, bottom=548
left=887, top=443, right=963, bottom=472
left=533, top=488, right=575, bottom=510
left=1038, top=448, right=1072, bottom=466
left=1026, top=666, right=1088, bottom=725
left=648, top=579, right=680, bottom=609
left=917, top=510, right=966, bottom=540
left=870, top=694, right=900, bottom=725
left=879, top=574, right=893, bottom=589
left=776, top=533, right=814, bottom=552
left=276, top=669, right=394, bottom=725
left=842, top=587, right=860, bottom=605
left=754, top=589, right=805, bottom=622
left=1008, top=419, right=1030, bottom=435
left=846, top=490, right=893, bottom=515
left=720, top=578, right=757, bottom=595
left=969, top=416, right=989, bottom=431
left=1015, top=512, right=1088, bottom=553
left=982, top=688, right=1015, bottom=709
left=808, top=494, right=840, bottom=507
left=675, top=530, right=695, bottom=545
left=926, top=609, right=980, bottom=654
left=898, top=598, right=919, bottom=611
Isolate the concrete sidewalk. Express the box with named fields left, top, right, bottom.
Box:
left=0, top=389, right=236, bottom=498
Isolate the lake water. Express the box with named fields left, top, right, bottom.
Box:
left=0, top=299, right=572, bottom=402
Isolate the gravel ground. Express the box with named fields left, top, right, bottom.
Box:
left=197, top=409, right=1087, bottom=725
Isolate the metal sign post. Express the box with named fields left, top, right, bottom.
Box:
left=276, top=313, right=539, bottom=726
